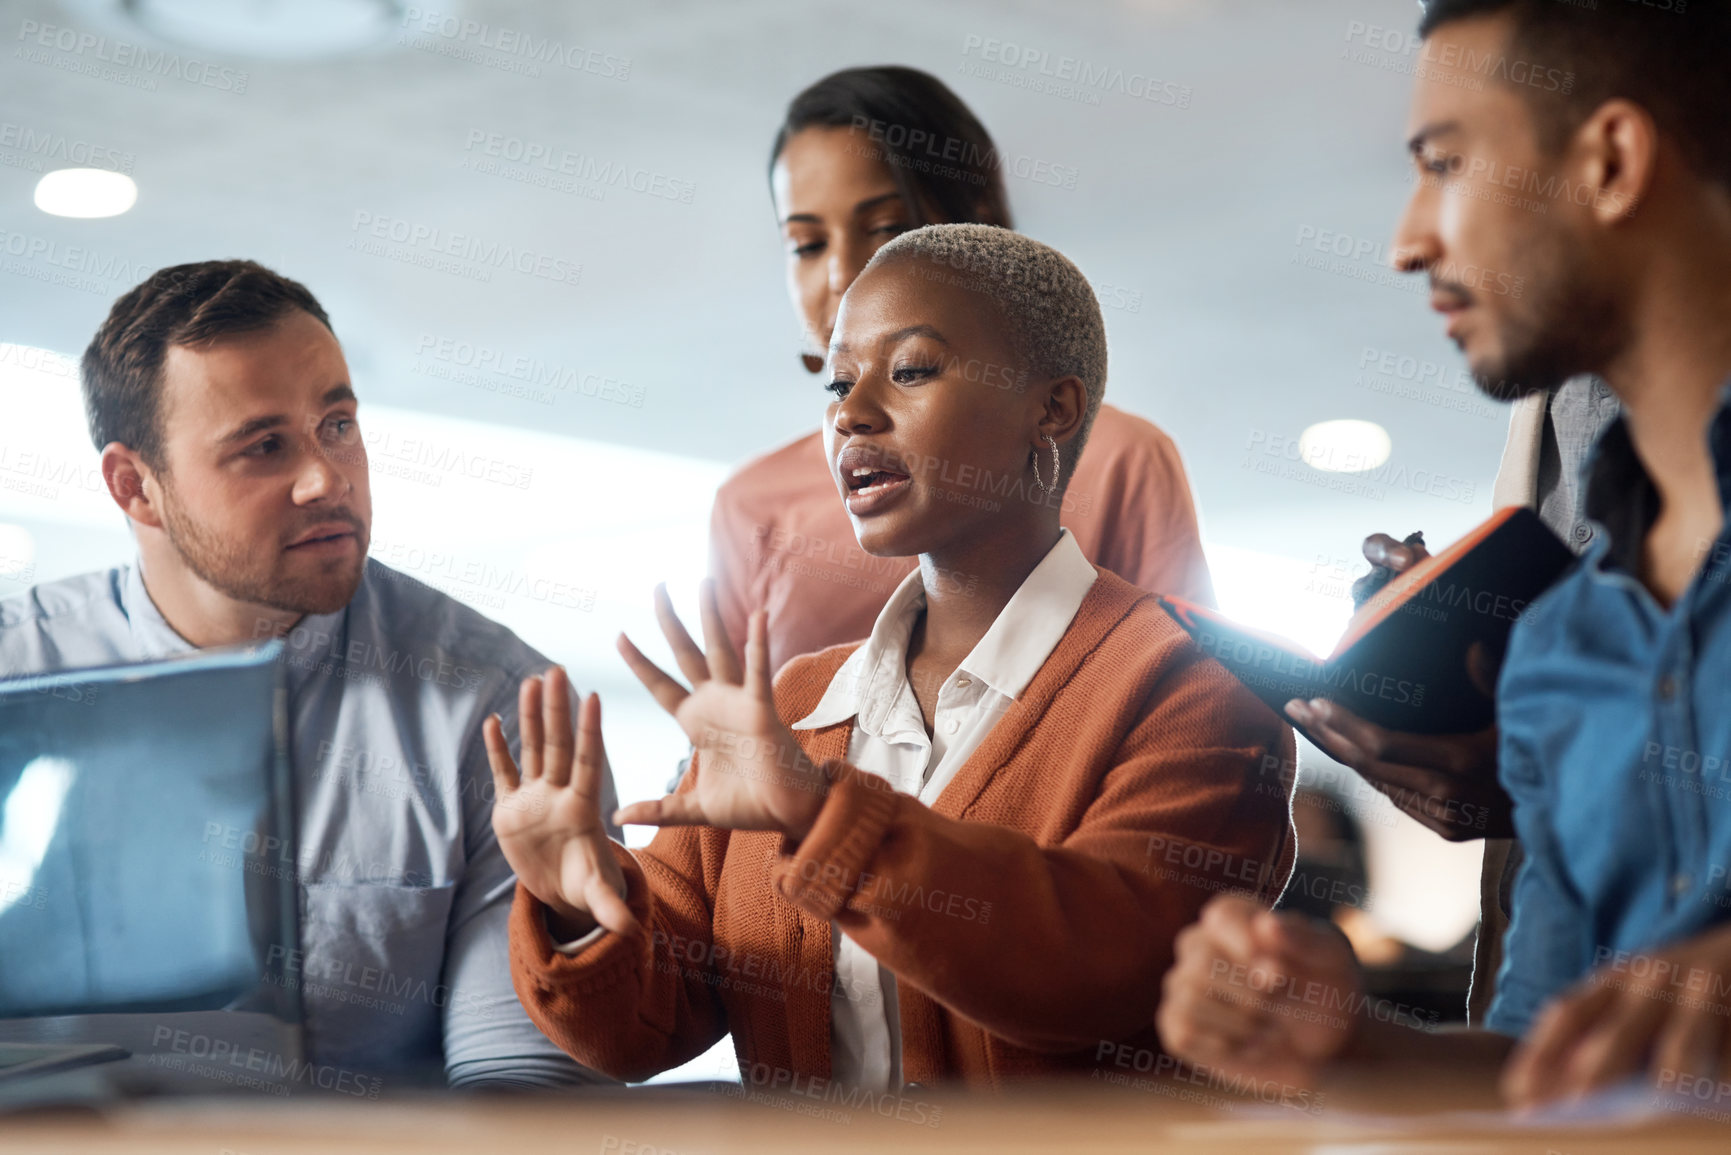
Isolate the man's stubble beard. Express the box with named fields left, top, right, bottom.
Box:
left=1470, top=219, right=1629, bottom=402
left=157, top=477, right=367, bottom=616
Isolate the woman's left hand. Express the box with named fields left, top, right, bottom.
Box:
left=614, top=581, right=830, bottom=839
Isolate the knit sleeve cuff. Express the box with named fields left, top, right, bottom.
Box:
left=770, top=760, right=899, bottom=921
left=511, top=841, right=650, bottom=995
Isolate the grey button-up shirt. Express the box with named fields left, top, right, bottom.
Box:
left=0, top=557, right=616, bottom=1089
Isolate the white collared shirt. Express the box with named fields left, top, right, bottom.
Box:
left=792, top=529, right=1098, bottom=1091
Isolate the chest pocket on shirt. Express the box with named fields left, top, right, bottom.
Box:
left=296, top=882, right=455, bottom=1075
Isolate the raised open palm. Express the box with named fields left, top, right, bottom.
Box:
left=483, top=666, right=637, bottom=940
left=614, top=581, right=829, bottom=839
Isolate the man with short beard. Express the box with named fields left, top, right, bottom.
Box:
left=0, top=260, right=615, bottom=1089
left=1158, top=0, right=1731, bottom=1107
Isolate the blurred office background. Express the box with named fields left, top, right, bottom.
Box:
left=1, top=0, right=1492, bottom=1057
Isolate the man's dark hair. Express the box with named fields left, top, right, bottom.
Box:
left=1418, top=0, right=1731, bottom=191
left=81, top=259, right=332, bottom=469
left=769, top=65, right=1014, bottom=229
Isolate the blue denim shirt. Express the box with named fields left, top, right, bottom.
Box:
left=1488, top=389, right=1731, bottom=1037
left=0, top=557, right=618, bottom=1087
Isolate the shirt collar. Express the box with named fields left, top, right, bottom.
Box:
left=792, top=529, right=1098, bottom=731
left=1581, top=380, right=1731, bottom=575
left=120, top=555, right=351, bottom=663
left=121, top=560, right=196, bottom=659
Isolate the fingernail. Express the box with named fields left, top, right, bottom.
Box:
left=1284, top=700, right=1310, bottom=722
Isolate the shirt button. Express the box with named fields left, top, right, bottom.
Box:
left=1658, top=675, right=1679, bottom=700
left=1672, top=873, right=1693, bottom=897
left=943, top=718, right=961, bottom=735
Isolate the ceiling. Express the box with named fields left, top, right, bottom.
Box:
left=1, top=0, right=1501, bottom=563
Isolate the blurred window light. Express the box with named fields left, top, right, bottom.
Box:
left=0, top=525, right=35, bottom=579
left=33, top=169, right=137, bottom=219
left=0, top=757, right=75, bottom=918
left=1204, top=541, right=1356, bottom=658
left=1297, top=419, right=1392, bottom=474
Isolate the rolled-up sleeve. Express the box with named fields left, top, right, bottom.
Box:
left=440, top=677, right=620, bottom=1088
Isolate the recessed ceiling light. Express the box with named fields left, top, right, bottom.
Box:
left=128, top=0, right=401, bottom=59
left=34, top=168, right=138, bottom=219
left=1298, top=419, right=1392, bottom=474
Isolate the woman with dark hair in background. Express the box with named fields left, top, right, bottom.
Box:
left=710, top=65, right=1217, bottom=672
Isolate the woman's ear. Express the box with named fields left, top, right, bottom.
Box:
left=1035, top=375, right=1088, bottom=447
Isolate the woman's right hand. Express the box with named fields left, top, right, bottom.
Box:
left=483, top=666, right=639, bottom=942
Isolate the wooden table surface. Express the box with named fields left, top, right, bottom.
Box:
left=4, top=1075, right=1729, bottom=1155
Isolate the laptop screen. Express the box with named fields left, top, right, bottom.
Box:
left=0, top=644, right=298, bottom=1029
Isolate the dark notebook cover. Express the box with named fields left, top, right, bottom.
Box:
left=1160, top=506, right=1575, bottom=735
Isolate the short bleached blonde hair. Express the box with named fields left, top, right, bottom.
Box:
left=864, top=223, right=1108, bottom=465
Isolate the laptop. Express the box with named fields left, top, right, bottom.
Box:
left=0, top=643, right=303, bottom=1100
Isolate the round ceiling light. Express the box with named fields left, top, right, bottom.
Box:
left=1298, top=419, right=1392, bottom=474
left=33, top=168, right=138, bottom=218
left=123, top=0, right=402, bottom=59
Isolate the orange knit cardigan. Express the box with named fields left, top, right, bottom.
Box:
left=508, top=569, right=1295, bottom=1086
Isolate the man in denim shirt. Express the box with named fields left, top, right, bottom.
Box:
left=1157, top=0, right=1731, bottom=1106
left=0, top=260, right=616, bottom=1089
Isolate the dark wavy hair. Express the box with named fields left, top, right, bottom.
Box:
left=1418, top=0, right=1731, bottom=190
left=769, top=65, right=1013, bottom=229
left=82, top=260, right=332, bottom=469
